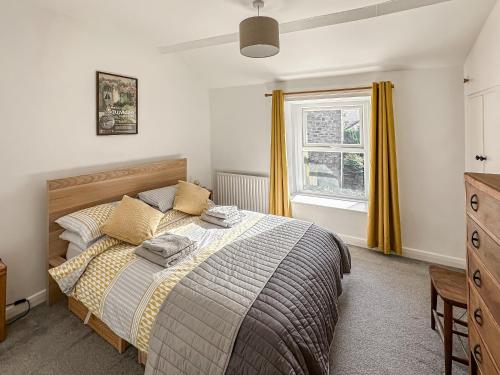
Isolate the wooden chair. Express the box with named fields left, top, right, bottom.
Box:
left=429, top=265, right=469, bottom=375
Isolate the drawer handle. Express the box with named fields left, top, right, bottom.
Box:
left=473, top=270, right=482, bottom=287
left=471, top=230, right=480, bottom=249
left=470, top=194, right=479, bottom=211
left=473, top=344, right=482, bottom=364
left=474, top=308, right=483, bottom=326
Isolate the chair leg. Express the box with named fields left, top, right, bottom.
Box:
left=444, top=301, right=453, bottom=375
left=431, top=282, right=437, bottom=330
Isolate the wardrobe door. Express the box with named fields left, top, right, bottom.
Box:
left=466, top=95, right=484, bottom=173
left=483, top=88, right=500, bottom=173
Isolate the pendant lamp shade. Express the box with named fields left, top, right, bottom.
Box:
left=239, top=16, right=280, bottom=58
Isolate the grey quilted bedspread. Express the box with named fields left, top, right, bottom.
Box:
left=146, top=217, right=350, bottom=375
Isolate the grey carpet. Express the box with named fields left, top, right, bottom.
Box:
left=329, top=247, right=468, bottom=375
left=0, top=246, right=468, bottom=375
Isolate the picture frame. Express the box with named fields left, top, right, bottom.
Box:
left=96, top=71, right=138, bottom=135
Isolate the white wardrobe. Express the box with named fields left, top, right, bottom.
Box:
left=465, top=86, right=500, bottom=173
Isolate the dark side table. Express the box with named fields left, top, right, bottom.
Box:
left=0, top=259, right=6, bottom=342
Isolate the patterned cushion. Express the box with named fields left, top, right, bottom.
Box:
left=173, top=181, right=211, bottom=216
left=101, top=195, right=164, bottom=245
left=138, top=185, right=177, bottom=212
left=56, top=202, right=117, bottom=244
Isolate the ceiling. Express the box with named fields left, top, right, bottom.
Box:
left=32, top=0, right=496, bottom=88
left=32, top=0, right=388, bottom=46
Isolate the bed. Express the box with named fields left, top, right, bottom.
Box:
left=47, top=159, right=351, bottom=375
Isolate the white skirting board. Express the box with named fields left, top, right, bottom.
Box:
left=339, top=234, right=466, bottom=269
left=6, top=289, right=46, bottom=321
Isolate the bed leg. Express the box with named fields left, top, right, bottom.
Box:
left=138, top=349, right=147, bottom=365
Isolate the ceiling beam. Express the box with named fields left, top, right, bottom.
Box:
left=158, top=0, right=453, bottom=54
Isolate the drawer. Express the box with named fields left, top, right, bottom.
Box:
left=68, top=297, right=129, bottom=353
left=469, top=321, right=500, bottom=375
left=467, top=249, right=500, bottom=323
left=466, top=182, right=500, bottom=243
left=468, top=282, right=500, bottom=367
left=467, top=218, right=500, bottom=283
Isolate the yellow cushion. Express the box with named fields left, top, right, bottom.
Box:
left=101, top=195, right=164, bottom=245
left=173, top=181, right=210, bottom=215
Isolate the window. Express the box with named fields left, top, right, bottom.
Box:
left=286, top=96, right=371, bottom=201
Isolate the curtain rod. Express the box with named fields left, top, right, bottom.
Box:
left=264, top=84, right=394, bottom=97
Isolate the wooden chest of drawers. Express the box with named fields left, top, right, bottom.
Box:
left=465, top=173, right=500, bottom=375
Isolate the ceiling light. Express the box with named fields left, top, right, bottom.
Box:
left=239, top=0, right=280, bottom=58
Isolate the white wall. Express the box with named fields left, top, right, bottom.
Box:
left=210, top=66, right=466, bottom=267
left=210, top=84, right=269, bottom=176
left=464, top=0, right=500, bottom=94
left=0, top=2, right=211, bottom=306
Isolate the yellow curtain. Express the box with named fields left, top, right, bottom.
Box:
left=367, top=82, right=402, bottom=255
left=269, top=90, right=292, bottom=217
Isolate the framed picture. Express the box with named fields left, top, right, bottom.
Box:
left=96, top=71, right=138, bottom=135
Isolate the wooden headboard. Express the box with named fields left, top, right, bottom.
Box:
left=47, top=158, right=187, bottom=304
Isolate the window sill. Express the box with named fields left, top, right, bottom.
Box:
left=291, top=194, right=368, bottom=213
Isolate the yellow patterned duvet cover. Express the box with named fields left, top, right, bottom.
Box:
left=49, top=209, right=264, bottom=352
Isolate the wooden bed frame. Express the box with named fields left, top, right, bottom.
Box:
left=47, top=158, right=187, bottom=364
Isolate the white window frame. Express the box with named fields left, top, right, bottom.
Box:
left=286, top=95, right=371, bottom=202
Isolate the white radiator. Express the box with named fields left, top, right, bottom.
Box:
left=215, top=172, right=269, bottom=213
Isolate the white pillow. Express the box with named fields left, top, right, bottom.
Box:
left=55, top=202, right=117, bottom=244
left=59, top=230, right=101, bottom=250
left=66, top=242, right=84, bottom=261
left=138, top=185, right=177, bottom=212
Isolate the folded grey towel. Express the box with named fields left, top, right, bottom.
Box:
left=201, top=212, right=242, bottom=228
left=135, top=244, right=195, bottom=268
left=142, top=233, right=194, bottom=258
left=205, top=205, right=239, bottom=219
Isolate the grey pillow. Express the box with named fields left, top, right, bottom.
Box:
left=138, top=185, right=177, bottom=212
